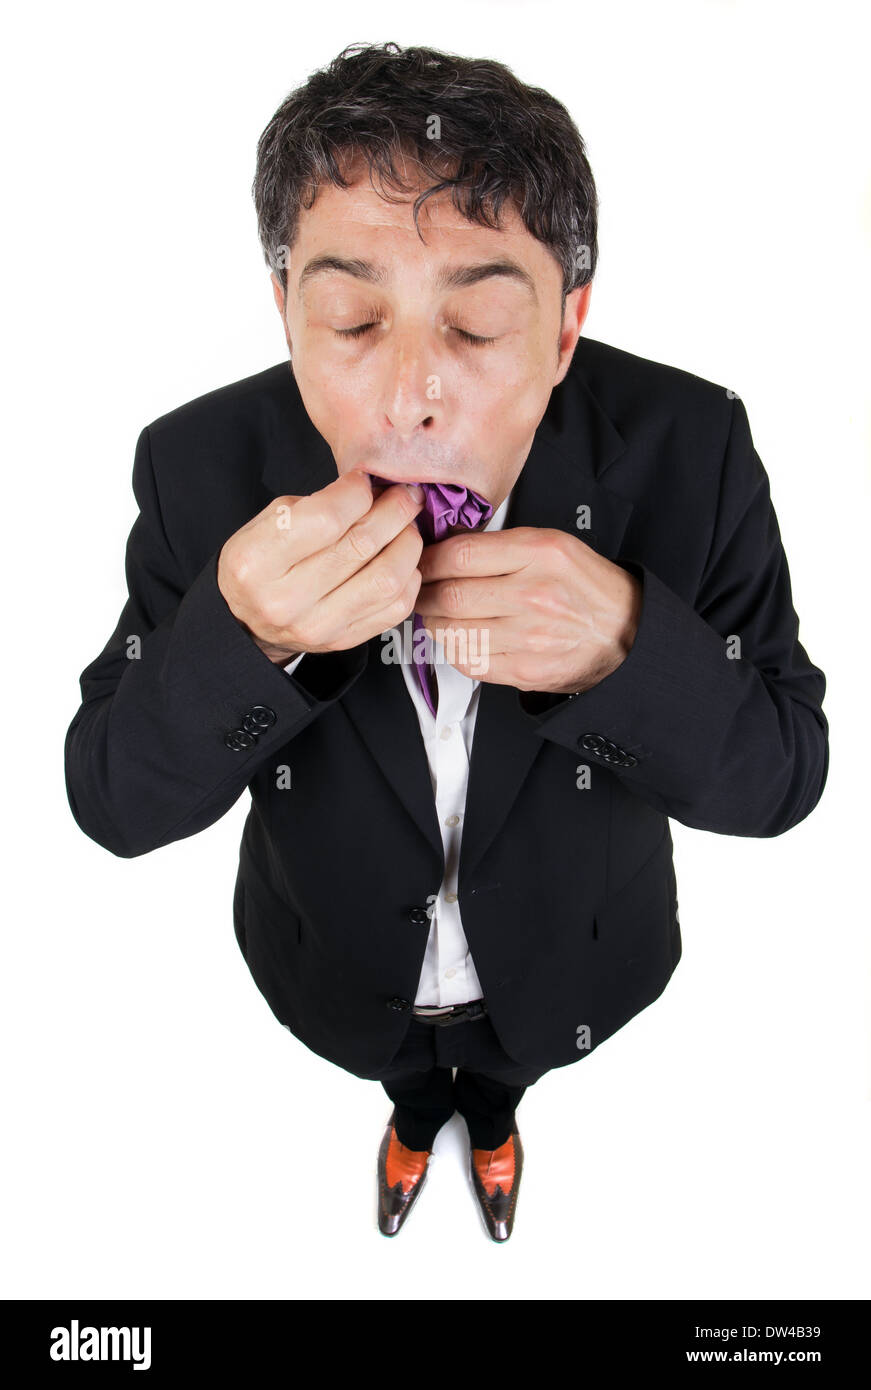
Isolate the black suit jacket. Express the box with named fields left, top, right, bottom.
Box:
left=64, top=337, right=829, bottom=1078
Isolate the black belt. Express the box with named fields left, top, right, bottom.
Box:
left=411, top=999, right=488, bottom=1027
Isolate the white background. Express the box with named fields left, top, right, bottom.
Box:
left=1, top=0, right=867, bottom=1300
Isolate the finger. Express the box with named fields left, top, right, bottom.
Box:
left=314, top=478, right=425, bottom=593
left=246, top=469, right=377, bottom=577
left=345, top=550, right=424, bottom=642
left=414, top=575, right=524, bottom=619
left=421, top=617, right=564, bottom=690
left=419, top=619, right=514, bottom=684
left=267, top=480, right=424, bottom=625
left=417, top=527, right=541, bottom=581
left=421, top=615, right=511, bottom=655
left=280, top=522, right=425, bottom=646
left=423, top=612, right=578, bottom=654
left=437, top=644, right=510, bottom=684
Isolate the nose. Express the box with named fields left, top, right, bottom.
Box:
left=385, top=402, right=435, bottom=440
left=381, top=328, right=440, bottom=440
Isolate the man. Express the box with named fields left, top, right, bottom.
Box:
left=64, top=42, right=829, bottom=1243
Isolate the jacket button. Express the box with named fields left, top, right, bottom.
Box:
left=242, top=705, right=277, bottom=734
left=580, top=733, right=605, bottom=752
left=386, top=997, right=411, bottom=1012
left=623, top=754, right=638, bottom=767
left=600, top=739, right=621, bottom=761
left=408, top=907, right=430, bottom=926
left=225, top=728, right=257, bottom=751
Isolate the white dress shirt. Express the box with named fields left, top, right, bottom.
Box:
left=283, top=487, right=513, bottom=1006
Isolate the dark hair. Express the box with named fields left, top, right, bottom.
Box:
left=252, top=41, right=598, bottom=312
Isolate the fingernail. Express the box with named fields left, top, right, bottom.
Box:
left=406, top=483, right=425, bottom=503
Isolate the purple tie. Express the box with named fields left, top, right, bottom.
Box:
left=367, top=475, right=494, bottom=715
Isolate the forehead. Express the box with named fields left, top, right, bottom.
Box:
left=294, top=167, right=559, bottom=291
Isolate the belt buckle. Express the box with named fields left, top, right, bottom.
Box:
left=441, top=1002, right=482, bottom=1027
left=438, top=1006, right=469, bottom=1027
left=413, top=1000, right=485, bottom=1026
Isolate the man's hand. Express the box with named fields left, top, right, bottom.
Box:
left=217, top=471, right=426, bottom=664
left=414, top=527, right=642, bottom=694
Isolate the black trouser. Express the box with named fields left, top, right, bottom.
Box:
left=374, top=1006, right=547, bottom=1151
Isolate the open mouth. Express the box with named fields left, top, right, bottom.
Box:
left=365, top=472, right=495, bottom=540
left=367, top=471, right=464, bottom=492
left=369, top=471, right=439, bottom=484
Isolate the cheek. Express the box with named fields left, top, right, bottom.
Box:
left=472, top=362, right=545, bottom=439
left=295, top=353, right=375, bottom=436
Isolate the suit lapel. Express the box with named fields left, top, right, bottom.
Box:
left=260, top=365, right=445, bottom=863
left=259, top=354, right=636, bottom=880
left=457, top=364, right=635, bottom=888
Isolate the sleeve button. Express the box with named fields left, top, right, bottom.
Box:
left=225, top=728, right=257, bottom=751
left=242, top=705, right=277, bottom=734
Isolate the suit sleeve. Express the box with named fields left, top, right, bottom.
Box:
left=520, top=397, right=829, bottom=836
left=64, top=425, right=367, bottom=858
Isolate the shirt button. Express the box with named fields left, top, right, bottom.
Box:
left=444, top=892, right=458, bottom=904
left=444, top=968, right=456, bottom=979
left=444, top=814, right=460, bottom=827
left=440, top=726, right=453, bottom=740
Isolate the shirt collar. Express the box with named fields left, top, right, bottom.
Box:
left=483, top=486, right=512, bottom=533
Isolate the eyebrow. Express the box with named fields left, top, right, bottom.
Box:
left=297, top=254, right=537, bottom=301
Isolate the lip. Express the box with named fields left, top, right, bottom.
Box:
left=367, top=471, right=462, bottom=488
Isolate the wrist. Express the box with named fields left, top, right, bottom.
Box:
left=254, top=640, right=303, bottom=664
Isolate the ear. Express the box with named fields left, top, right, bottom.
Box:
left=271, top=273, right=293, bottom=354
left=554, top=283, right=592, bottom=386
left=271, top=272, right=286, bottom=315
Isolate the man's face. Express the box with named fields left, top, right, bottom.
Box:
left=272, top=158, right=590, bottom=511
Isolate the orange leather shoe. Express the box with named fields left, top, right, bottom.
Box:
left=469, top=1118, right=523, bottom=1241
left=377, top=1109, right=433, bottom=1236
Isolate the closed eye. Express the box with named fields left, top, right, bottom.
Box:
left=452, top=328, right=497, bottom=347
left=334, top=322, right=497, bottom=346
